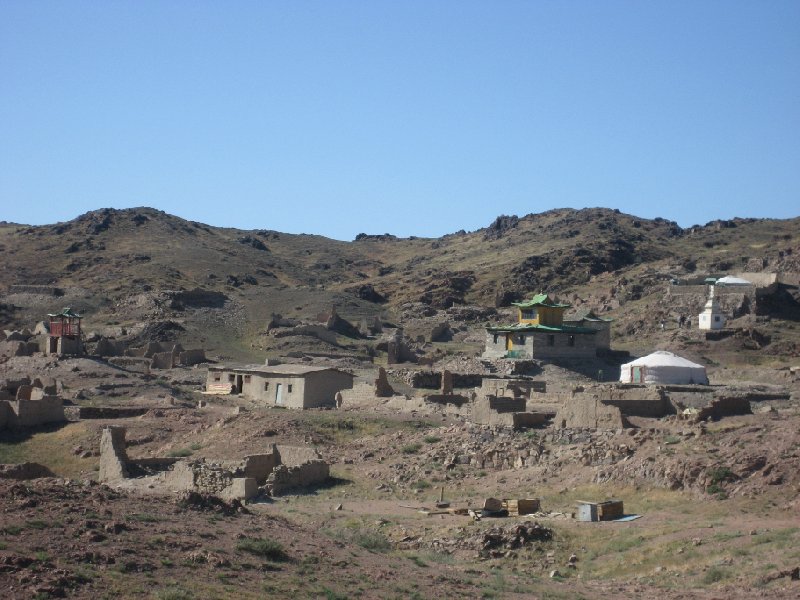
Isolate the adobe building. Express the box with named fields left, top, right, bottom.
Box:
left=45, top=307, right=83, bottom=356
left=206, top=362, right=354, bottom=409
left=483, top=294, right=599, bottom=359
left=562, top=309, right=613, bottom=350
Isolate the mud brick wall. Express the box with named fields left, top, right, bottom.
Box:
left=178, top=349, right=206, bottom=366
left=107, top=357, right=151, bottom=372
left=150, top=351, right=175, bottom=369
left=241, top=452, right=279, bottom=483
left=8, top=396, right=65, bottom=427
left=276, top=445, right=322, bottom=467
left=266, top=460, right=329, bottom=496
left=601, top=398, right=670, bottom=418
left=488, top=396, right=526, bottom=413
left=340, top=383, right=379, bottom=406
left=554, top=396, right=626, bottom=429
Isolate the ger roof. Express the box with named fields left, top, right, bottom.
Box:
left=623, top=351, right=705, bottom=369
left=511, top=293, right=571, bottom=309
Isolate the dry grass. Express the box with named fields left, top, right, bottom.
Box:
left=0, top=422, right=95, bottom=477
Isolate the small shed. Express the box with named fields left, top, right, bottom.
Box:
left=206, top=363, right=353, bottom=409
left=576, top=500, right=624, bottom=522
left=619, top=351, right=708, bottom=385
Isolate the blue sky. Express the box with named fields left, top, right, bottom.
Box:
left=1, top=1, right=798, bottom=240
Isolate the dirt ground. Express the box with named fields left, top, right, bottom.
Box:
left=2, top=356, right=800, bottom=599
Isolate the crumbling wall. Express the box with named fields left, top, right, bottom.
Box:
left=107, top=357, right=151, bottom=373
left=339, top=382, right=381, bottom=406
left=178, top=349, right=206, bottom=366
left=265, top=461, right=329, bottom=496
left=696, top=396, right=752, bottom=421
left=95, top=337, right=128, bottom=357
left=480, top=378, right=547, bottom=399
left=409, top=371, right=484, bottom=389
left=555, top=396, right=627, bottom=429
left=270, top=325, right=339, bottom=345
left=276, top=445, right=322, bottom=467
left=99, top=427, right=130, bottom=482
left=241, top=451, right=279, bottom=482
left=374, top=367, right=394, bottom=397
left=7, top=397, right=64, bottom=428
left=512, top=413, right=547, bottom=428
left=150, top=351, right=175, bottom=369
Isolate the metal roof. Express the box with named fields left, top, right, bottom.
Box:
left=486, top=323, right=597, bottom=334
left=563, top=309, right=613, bottom=323
left=208, top=363, right=352, bottom=377
left=47, top=307, right=82, bottom=318
left=511, top=293, right=571, bottom=309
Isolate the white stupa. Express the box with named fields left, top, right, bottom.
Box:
left=620, top=351, right=709, bottom=385
left=698, top=285, right=725, bottom=330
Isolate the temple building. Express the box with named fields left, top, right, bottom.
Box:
left=45, top=307, right=83, bottom=356
left=483, top=294, right=604, bottom=359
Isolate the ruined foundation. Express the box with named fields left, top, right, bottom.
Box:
left=98, top=427, right=330, bottom=501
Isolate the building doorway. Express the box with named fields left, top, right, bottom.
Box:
left=275, top=383, right=284, bottom=405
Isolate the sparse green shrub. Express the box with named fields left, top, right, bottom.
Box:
left=423, top=435, right=441, bottom=444
left=708, top=466, right=733, bottom=484
left=167, top=448, right=193, bottom=458
left=235, top=537, right=289, bottom=562
left=701, top=566, right=730, bottom=584
left=353, top=530, right=391, bottom=552
left=2, top=525, right=23, bottom=535
left=153, top=585, right=194, bottom=600
left=402, top=443, right=422, bottom=454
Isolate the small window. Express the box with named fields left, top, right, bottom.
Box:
left=244, top=375, right=251, bottom=383
left=547, top=335, right=555, bottom=346
left=213, top=376, right=221, bottom=382
left=568, top=335, right=575, bottom=347
left=714, top=316, right=720, bottom=322
left=264, top=382, right=270, bottom=391
left=228, top=374, right=235, bottom=382
left=287, top=384, right=293, bottom=393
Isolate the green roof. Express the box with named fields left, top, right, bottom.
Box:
left=47, top=307, right=82, bottom=318
left=487, top=323, right=596, bottom=334
left=511, top=294, right=571, bottom=309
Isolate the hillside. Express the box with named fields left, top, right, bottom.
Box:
left=1, top=207, right=798, bottom=365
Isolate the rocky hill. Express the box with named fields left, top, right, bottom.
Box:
left=1, top=207, right=798, bottom=365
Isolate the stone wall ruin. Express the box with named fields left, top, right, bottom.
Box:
left=98, top=427, right=329, bottom=501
